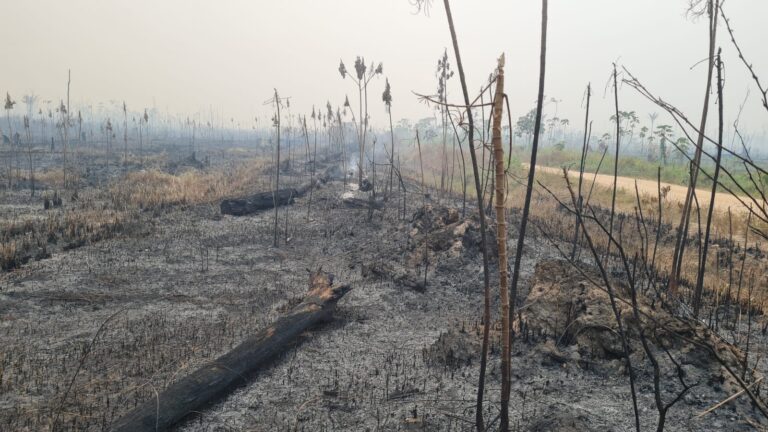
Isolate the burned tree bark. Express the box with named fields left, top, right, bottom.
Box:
left=571, top=84, right=591, bottom=260
left=111, top=271, right=351, bottom=432
left=504, top=1, right=548, bottom=430
left=220, top=188, right=298, bottom=216
left=670, top=0, right=719, bottom=296
left=342, top=196, right=385, bottom=211
left=441, top=2, right=493, bottom=429
left=491, top=54, right=511, bottom=430
left=220, top=178, right=322, bottom=216
left=693, top=49, right=725, bottom=317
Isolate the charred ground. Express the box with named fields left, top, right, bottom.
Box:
left=1, top=149, right=766, bottom=431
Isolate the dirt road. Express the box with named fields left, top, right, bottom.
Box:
left=533, top=164, right=750, bottom=214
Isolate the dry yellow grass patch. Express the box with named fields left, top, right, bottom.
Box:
left=32, top=169, right=73, bottom=189
left=110, top=158, right=271, bottom=210
left=401, top=150, right=767, bottom=314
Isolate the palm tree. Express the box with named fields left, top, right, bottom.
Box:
left=654, top=124, right=674, bottom=165
left=338, top=57, right=383, bottom=185
left=23, top=115, right=34, bottom=196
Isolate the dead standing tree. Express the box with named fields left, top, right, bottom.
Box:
left=606, top=64, right=620, bottom=261
left=105, top=118, right=113, bottom=174
left=669, top=0, right=719, bottom=304
left=502, top=1, right=549, bottom=429
left=437, top=1, right=492, bottom=429
left=336, top=108, right=347, bottom=185
left=326, top=102, right=334, bottom=159
left=23, top=115, right=34, bottom=196
left=5, top=92, right=16, bottom=190
left=571, top=83, right=591, bottom=259
left=693, top=49, right=725, bottom=317
left=264, top=89, right=289, bottom=247
left=58, top=101, right=69, bottom=189
left=123, top=102, right=128, bottom=166
left=490, top=53, right=513, bottom=430
left=139, top=109, right=148, bottom=165
left=307, top=105, right=318, bottom=219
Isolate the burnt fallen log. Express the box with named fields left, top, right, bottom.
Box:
left=220, top=188, right=297, bottom=216
left=220, top=176, right=328, bottom=216
left=342, top=197, right=385, bottom=211
left=111, top=271, right=351, bottom=432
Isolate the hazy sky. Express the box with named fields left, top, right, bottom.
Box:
left=3, top=0, right=767, bottom=139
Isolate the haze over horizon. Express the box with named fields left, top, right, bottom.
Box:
left=3, top=0, right=768, bottom=143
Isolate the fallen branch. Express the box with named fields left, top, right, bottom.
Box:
left=111, top=271, right=351, bottom=432
left=696, top=376, right=764, bottom=418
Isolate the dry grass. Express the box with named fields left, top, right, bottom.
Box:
left=0, top=241, right=18, bottom=271
left=109, top=158, right=271, bottom=210
left=400, top=147, right=767, bottom=316
left=522, top=167, right=766, bottom=311
left=1, top=157, right=273, bottom=272
left=30, top=168, right=74, bottom=189
left=0, top=205, right=134, bottom=271
left=120, top=150, right=168, bottom=167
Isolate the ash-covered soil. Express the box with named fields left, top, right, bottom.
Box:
left=1, top=172, right=766, bottom=431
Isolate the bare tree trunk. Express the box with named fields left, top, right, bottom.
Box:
left=273, top=89, right=281, bottom=247
left=139, top=120, right=143, bottom=165
left=571, top=84, right=591, bottom=259
left=490, top=54, right=512, bottom=431
left=448, top=113, right=468, bottom=217
left=416, top=130, right=426, bottom=206
left=363, top=80, right=370, bottom=183
left=358, top=82, right=364, bottom=185
left=370, top=137, right=377, bottom=222
left=693, top=49, right=725, bottom=317
left=606, top=65, right=620, bottom=260
left=307, top=112, right=318, bottom=219
left=25, top=119, right=34, bottom=196
left=64, top=71, right=70, bottom=190
left=388, top=108, right=395, bottom=197
left=62, top=113, right=69, bottom=190
left=6, top=110, right=13, bottom=190
left=302, top=117, right=310, bottom=174
left=504, top=3, right=548, bottom=430
left=670, top=0, right=719, bottom=294
left=442, top=1, right=491, bottom=429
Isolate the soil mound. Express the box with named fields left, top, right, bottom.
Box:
left=521, top=260, right=745, bottom=370
left=407, top=204, right=495, bottom=261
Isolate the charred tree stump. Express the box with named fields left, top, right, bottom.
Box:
left=111, top=271, right=351, bottom=432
